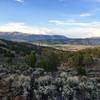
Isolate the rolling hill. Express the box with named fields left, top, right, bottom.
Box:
left=0, top=32, right=100, bottom=45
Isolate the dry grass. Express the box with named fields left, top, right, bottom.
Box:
left=39, top=44, right=100, bottom=51
left=54, top=44, right=100, bottom=51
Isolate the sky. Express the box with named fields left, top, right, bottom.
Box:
left=0, top=0, right=100, bottom=38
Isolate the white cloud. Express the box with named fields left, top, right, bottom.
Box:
left=0, top=22, right=100, bottom=38
left=0, top=22, right=49, bottom=34
left=0, top=22, right=57, bottom=35
left=79, top=13, right=91, bottom=17
left=15, top=0, right=24, bottom=3
left=49, top=20, right=90, bottom=26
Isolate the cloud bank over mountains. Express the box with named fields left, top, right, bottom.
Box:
left=0, top=0, right=100, bottom=38
left=0, top=22, right=100, bottom=38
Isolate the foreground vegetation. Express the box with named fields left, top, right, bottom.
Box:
left=0, top=39, right=100, bottom=100
left=0, top=39, right=100, bottom=75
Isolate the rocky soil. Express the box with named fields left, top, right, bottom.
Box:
left=0, top=65, right=100, bottom=100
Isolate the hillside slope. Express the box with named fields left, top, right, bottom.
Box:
left=0, top=32, right=100, bottom=45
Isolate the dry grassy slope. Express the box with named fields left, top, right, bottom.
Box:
left=0, top=39, right=40, bottom=52
left=0, top=39, right=100, bottom=80
left=48, top=44, right=100, bottom=51
left=0, top=39, right=62, bottom=65
left=0, top=39, right=43, bottom=64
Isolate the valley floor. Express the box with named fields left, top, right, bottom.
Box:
left=33, top=43, right=100, bottom=51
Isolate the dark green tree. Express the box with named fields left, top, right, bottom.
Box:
left=6, top=57, right=13, bottom=65
left=82, top=54, right=93, bottom=66
left=67, top=52, right=83, bottom=67
left=77, top=66, right=86, bottom=76
left=37, top=49, right=60, bottom=71
left=25, top=51, right=36, bottom=67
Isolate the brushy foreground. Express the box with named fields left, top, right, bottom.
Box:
left=0, top=66, right=100, bottom=100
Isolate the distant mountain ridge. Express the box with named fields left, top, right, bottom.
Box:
left=0, top=32, right=100, bottom=45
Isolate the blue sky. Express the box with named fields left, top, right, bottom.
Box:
left=0, top=0, right=100, bottom=38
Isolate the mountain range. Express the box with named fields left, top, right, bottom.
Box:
left=0, top=32, right=100, bottom=45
